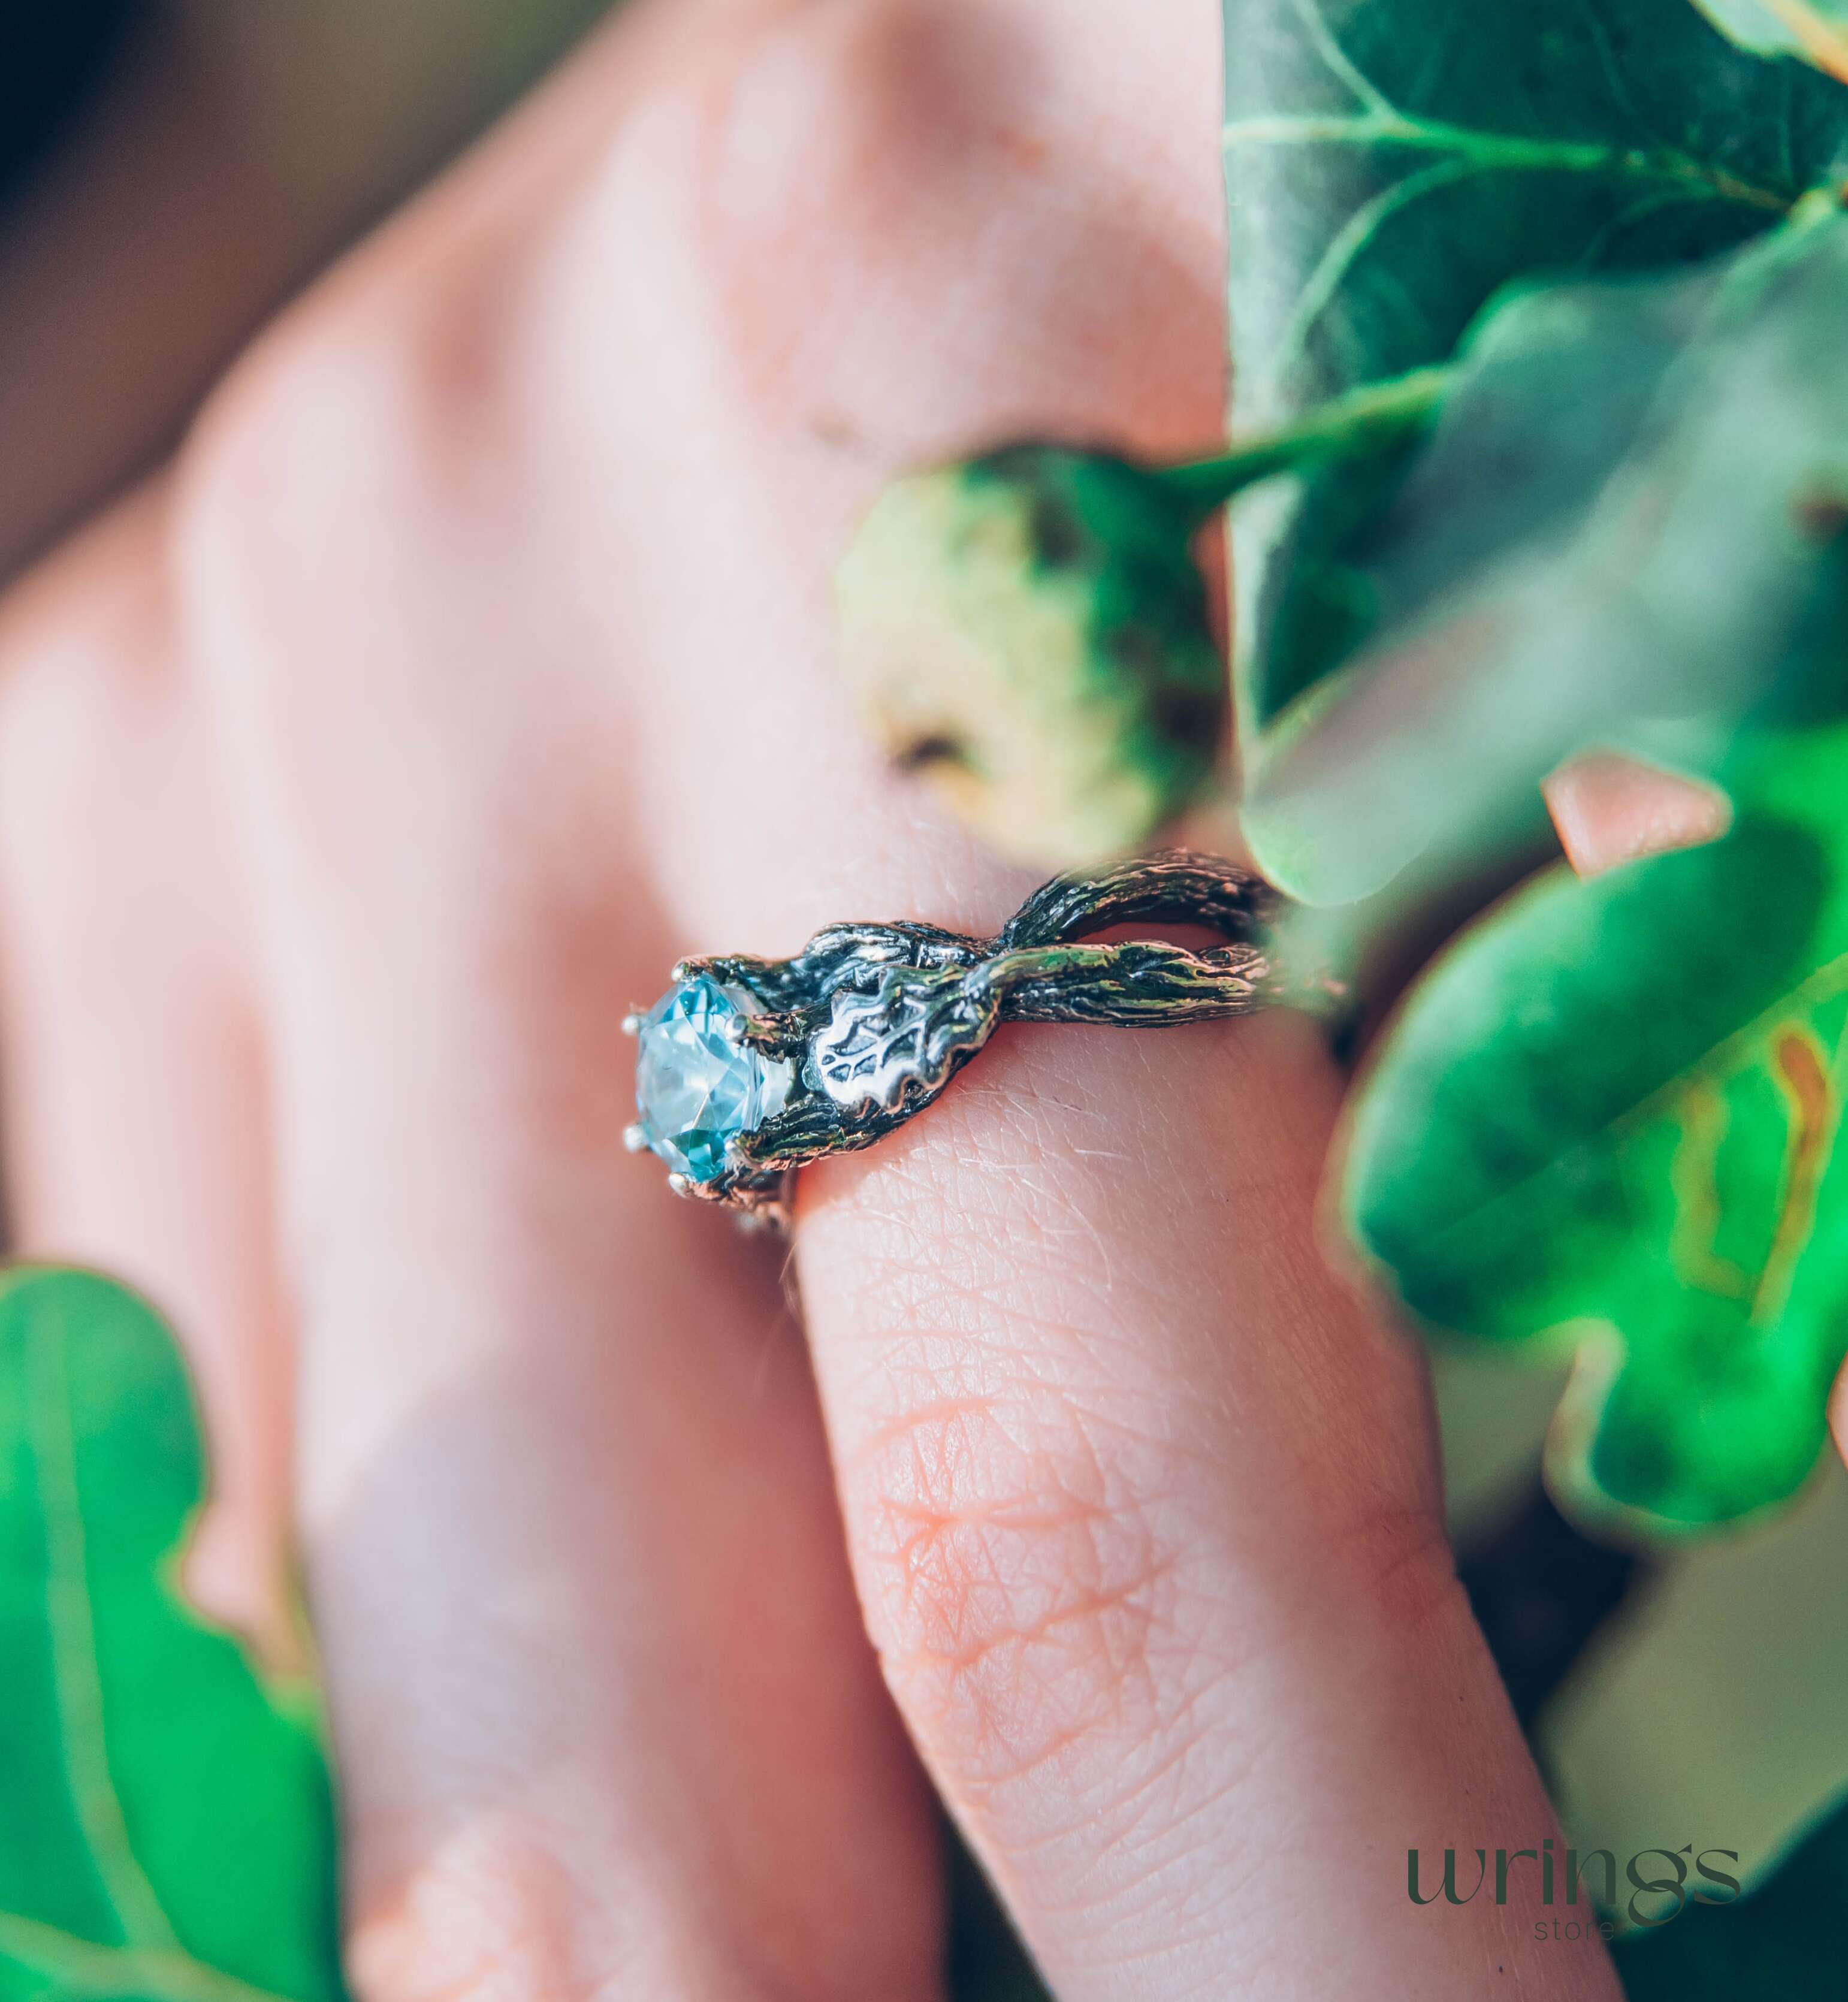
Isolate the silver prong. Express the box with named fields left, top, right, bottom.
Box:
left=736, top=1210, right=767, bottom=1236
left=621, top=1013, right=643, bottom=1037
left=624, top=1124, right=650, bottom=1154
left=671, top=960, right=691, bottom=983
left=667, top=1173, right=692, bottom=1198
left=724, top=1016, right=747, bottom=1045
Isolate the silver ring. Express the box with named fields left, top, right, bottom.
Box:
left=624, top=851, right=1291, bottom=1227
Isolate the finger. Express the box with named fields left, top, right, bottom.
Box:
left=166, top=9, right=946, bottom=1996
left=0, top=482, right=297, bottom=1662
left=1543, top=751, right=1732, bottom=878
left=796, top=1017, right=1604, bottom=2001
left=177, top=522, right=944, bottom=2002
left=579, top=4, right=1623, bottom=1993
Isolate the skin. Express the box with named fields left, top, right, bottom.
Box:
left=1542, top=755, right=1732, bottom=883
left=0, top=0, right=610, bottom=575
left=0, top=0, right=1710, bottom=1994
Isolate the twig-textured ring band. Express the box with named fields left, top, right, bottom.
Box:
left=624, top=851, right=1290, bottom=1227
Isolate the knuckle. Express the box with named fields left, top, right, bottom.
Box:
left=0, top=552, right=154, bottom=807
left=0, top=497, right=192, bottom=896
left=176, top=279, right=491, bottom=666
left=665, top=0, right=1223, bottom=446
left=168, top=247, right=558, bottom=859
left=623, top=0, right=1075, bottom=437
left=345, top=1824, right=590, bottom=2002
left=701, top=0, right=1028, bottom=231
left=348, top=1814, right=900, bottom=2002
left=169, top=313, right=447, bottom=868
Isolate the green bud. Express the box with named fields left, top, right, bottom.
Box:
left=834, top=446, right=1227, bottom=868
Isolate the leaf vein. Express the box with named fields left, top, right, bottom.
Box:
left=0, top=1908, right=301, bottom=2002
left=1270, top=155, right=1485, bottom=379
left=1222, top=111, right=1792, bottom=212
left=31, top=1312, right=184, bottom=1957
left=1394, top=947, right=1848, bottom=1267
left=1285, top=0, right=1403, bottom=119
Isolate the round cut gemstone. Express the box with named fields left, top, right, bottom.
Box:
left=635, top=978, right=795, bottom=1183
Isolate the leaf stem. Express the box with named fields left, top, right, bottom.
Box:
left=1157, top=366, right=1453, bottom=515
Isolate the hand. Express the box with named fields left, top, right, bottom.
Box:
left=0, top=2, right=1625, bottom=1995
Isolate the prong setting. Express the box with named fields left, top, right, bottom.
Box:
left=623, top=1124, right=651, bottom=1155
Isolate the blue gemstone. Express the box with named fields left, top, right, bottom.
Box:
left=635, top=978, right=795, bottom=1183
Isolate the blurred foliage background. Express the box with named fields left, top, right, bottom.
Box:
left=0, top=0, right=614, bottom=579
left=0, top=1, right=135, bottom=203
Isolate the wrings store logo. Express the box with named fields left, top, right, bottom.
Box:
left=1408, top=1837, right=1741, bottom=1935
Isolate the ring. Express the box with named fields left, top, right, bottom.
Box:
left=624, top=851, right=1291, bottom=1227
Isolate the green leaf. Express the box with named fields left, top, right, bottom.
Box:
left=1614, top=1784, right=1848, bottom=1997
left=1242, top=205, right=1848, bottom=905
left=1222, top=0, right=1848, bottom=736
left=0, top=1267, right=347, bottom=2001
left=1690, top=0, right=1848, bottom=80
left=1343, top=725, right=1848, bottom=1533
